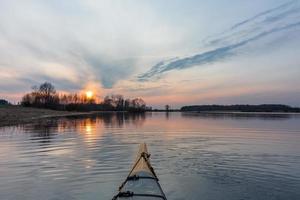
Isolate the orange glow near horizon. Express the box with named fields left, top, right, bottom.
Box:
left=85, top=91, right=94, bottom=99
left=80, top=81, right=103, bottom=103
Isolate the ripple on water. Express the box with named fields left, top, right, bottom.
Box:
left=0, top=113, right=300, bottom=200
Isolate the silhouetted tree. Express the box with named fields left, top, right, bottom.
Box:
left=114, top=95, right=124, bottom=110
left=0, top=99, right=9, bottom=105
left=21, top=83, right=148, bottom=112
left=124, top=99, right=130, bottom=110
left=21, top=82, right=59, bottom=109
left=165, top=105, right=170, bottom=111
left=130, top=98, right=146, bottom=111
left=102, top=94, right=125, bottom=110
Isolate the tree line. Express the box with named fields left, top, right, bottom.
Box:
left=21, top=82, right=150, bottom=112
left=180, top=104, right=300, bottom=113
left=0, top=99, right=10, bottom=105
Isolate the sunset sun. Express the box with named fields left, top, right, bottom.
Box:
left=85, top=91, right=93, bottom=99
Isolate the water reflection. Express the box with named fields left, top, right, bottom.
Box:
left=7, top=113, right=148, bottom=144
left=0, top=112, right=299, bottom=200
left=24, top=119, right=60, bottom=144
left=1, top=112, right=299, bottom=143
left=14, top=112, right=145, bottom=131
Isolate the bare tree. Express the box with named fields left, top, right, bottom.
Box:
left=132, top=98, right=146, bottom=109
left=165, top=105, right=170, bottom=111
left=38, top=82, right=56, bottom=105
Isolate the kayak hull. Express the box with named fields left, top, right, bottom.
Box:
left=113, top=143, right=167, bottom=200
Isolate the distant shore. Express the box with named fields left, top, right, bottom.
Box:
left=180, top=104, right=300, bottom=113
left=181, top=110, right=300, bottom=115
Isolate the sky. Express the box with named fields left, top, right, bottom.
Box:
left=0, top=0, right=300, bottom=108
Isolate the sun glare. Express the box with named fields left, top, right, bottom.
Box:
left=86, top=91, right=93, bottom=99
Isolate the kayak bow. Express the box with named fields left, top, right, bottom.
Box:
left=113, top=143, right=167, bottom=200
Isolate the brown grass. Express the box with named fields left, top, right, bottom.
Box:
left=0, top=105, right=87, bottom=127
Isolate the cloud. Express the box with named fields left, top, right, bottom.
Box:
left=229, top=0, right=296, bottom=30
left=82, top=53, right=135, bottom=88
left=138, top=0, right=300, bottom=81
left=206, top=0, right=300, bottom=47
left=0, top=0, right=179, bottom=92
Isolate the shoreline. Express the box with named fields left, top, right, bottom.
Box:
left=0, top=105, right=145, bottom=127
left=1, top=105, right=300, bottom=128
left=0, top=105, right=94, bottom=127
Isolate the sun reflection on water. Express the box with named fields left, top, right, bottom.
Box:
left=85, top=124, right=92, bottom=134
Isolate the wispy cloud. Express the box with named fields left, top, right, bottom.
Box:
left=138, top=0, right=300, bottom=81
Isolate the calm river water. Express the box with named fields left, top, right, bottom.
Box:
left=0, top=112, right=299, bottom=200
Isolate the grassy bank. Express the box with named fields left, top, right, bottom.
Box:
left=0, top=105, right=88, bottom=127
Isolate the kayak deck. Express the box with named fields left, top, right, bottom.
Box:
left=113, top=143, right=167, bottom=200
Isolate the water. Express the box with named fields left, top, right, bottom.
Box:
left=0, top=112, right=300, bottom=200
